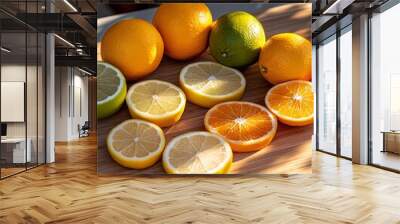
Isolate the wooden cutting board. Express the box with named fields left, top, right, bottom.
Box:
left=97, top=3, right=313, bottom=175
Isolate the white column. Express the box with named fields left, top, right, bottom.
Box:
left=45, top=1, right=55, bottom=163
left=352, top=14, right=369, bottom=164
left=46, top=33, right=55, bottom=163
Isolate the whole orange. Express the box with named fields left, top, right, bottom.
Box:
left=101, top=19, right=164, bottom=80
left=153, top=3, right=212, bottom=60
left=258, top=33, right=311, bottom=85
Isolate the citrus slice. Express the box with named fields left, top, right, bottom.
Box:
left=265, top=80, right=314, bottom=126
left=179, top=61, right=246, bottom=108
left=107, top=119, right=166, bottom=169
left=162, top=131, right=233, bottom=174
left=204, top=101, right=277, bottom=152
left=126, top=80, right=186, bottom=127
left=97, top=61, right=127, bottom=119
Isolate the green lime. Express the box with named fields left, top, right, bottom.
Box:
left=97, top=61, right=127, bottom=119
left=209, top=11, right=266, bottom=68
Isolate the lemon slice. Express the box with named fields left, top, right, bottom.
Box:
left=179, top=61, right=246, bottom=108
left=162, top=131, right=233, bottom=174
left=97, top=61, right=127, bottom=119
left=107, top=119, right=166, bottom=169
left=126, top=80, right=186, bottom=127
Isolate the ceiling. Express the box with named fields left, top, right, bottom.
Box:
left=1, top=0, right=395, bottom=73
left=0, top=0, right=96, bottom=74
left=311, top=0, right=392, bottom=43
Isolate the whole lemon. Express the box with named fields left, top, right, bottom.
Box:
left=259, top=33, right=311, bottom=85
left=153, top=3, right=212, bottom=60
left=209, top=11, right=265, bottom=68
left=101, top=19, right=164, bottom=81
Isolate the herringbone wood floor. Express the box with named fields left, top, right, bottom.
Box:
left=1, top=135, right=399, bottom=224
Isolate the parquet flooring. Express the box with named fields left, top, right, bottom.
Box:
left=0, top=135, right=400, bottom=223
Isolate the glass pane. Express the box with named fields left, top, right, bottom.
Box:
left=340, top=27, right=352, bottom=158
left=27, top=31, right=38, bottom=169
left=1, top=29, right=27, bottom=177
left=371, top=4, right=400, bottom=171
left=317, top=35, right=337, bottom=154
left=38, top=32, right=45, bottom=165
left=0, top=1, right=46, bottom=178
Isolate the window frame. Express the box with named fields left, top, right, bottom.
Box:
left=315, top=23, right=353, bottom=161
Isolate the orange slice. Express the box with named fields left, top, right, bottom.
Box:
left=265, top=80, right=314, bottom=126
left=204, top=101, right=277, bottom=152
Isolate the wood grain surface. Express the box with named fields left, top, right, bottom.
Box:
left=97, top=3, right=313, bottom=175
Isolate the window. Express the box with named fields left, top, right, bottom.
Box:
left=370, top=3, right=400, bottom=171
left=317, top=35, right=337, bottom=154
left=316, top=24, right=353, bottom=159
left=339, top=26, right=352, bottom=158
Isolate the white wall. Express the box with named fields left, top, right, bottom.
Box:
left=54, top=67, right=89, bottom=141
left=72, top=73, right=89, bottom=138
left=1, top=65, right=26, bottom=139
left=1, top=63, right=46, bottom=164
left=1, top=65, right=38, bottom=138
left=55, top=66, right=70, bottom=141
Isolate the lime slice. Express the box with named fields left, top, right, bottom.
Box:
left=179, top=61, right=246, bottom=108
left=97, top=61, right=127, bottom=119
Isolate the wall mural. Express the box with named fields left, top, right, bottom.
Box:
left=97, top=3, right=313, bottom=175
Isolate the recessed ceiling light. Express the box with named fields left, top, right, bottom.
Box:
left=78, top=67, right=93, bottom=76
left=322, top=0, right=355, bottom=15
left=63, top=0, right=78, bottom=12
left=1, top=47, right=11, bottom=53
left=54, top=34, right=75, bottom=48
